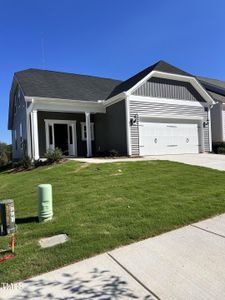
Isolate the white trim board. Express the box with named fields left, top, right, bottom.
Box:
left=129, top=95, right=209, bottom=107
left=28, top=98, right=106, bottom=114
left=139, top=115, right=204, bottom=121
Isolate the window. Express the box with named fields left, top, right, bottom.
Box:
left=14, top=130, right=17, bottom=151
left=14, top=93, right=17, bottom=114
left=81, top=123, right=94, bottom=141
left=20, top=123, right=23, bottom=150
left=17, top=89, right=21, bottom=107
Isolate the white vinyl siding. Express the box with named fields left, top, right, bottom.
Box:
left=129, top=100, right=209, bottom=156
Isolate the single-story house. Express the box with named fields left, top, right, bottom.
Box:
left=8, top=60, right=225, bottom=160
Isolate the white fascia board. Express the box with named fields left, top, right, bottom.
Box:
left=139, top=114, right=204, bottom=121
left=26, top=97, right=106, bottom=113
left=103, top=92, right=127, bottom=108
left=25, top=96, right=102, bottom=105
left=129, top=95, right=208, bottom=107
left=126, top=70, right=215, bottom=106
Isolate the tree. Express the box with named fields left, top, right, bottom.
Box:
left=0, top=142, right=12, bottom=166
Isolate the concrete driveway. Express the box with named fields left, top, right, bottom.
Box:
left=148, top=153, right=225, bottom=171
left=74, top=153, right=225, bottom=171
left=2, top=214, right=225, bottom=300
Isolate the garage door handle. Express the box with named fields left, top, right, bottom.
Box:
left=167, top=145, right=178, bottom=147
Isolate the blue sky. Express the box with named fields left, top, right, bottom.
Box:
left=1, top=0, right=225, bottom=143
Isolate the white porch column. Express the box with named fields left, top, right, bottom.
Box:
left=26, top=112, right=32, bottom=158
left=85, top=112, right=92, bottom=157
left=30, top=110, right=39, bottom=160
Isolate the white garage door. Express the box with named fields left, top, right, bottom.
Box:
left=139, top=121, right=199, bottom=155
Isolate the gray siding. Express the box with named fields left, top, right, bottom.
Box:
left=12, top=88, right=28, bottom=160
left=37, top=112, right=94, bottom=157
left=133, top=77, right=205, bottom=102
left=95, top=100, right=127, bottom=155
left=37, top=101, right=127, bottom=157
left=129, top=100, right=210, bottom=156
left=211, top=103, right=223, bottom=142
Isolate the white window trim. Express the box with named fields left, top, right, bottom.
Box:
left=81, top=122, right=94, bottom=141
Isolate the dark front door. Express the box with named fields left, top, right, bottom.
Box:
left=54, top=124, right=68, bottom=155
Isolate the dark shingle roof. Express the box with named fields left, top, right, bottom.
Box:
left=196, top=76, right=225, bottom=98
left=107, top=60, right=193, bottom=98
left=15, top=69, right=122, bottom=102
left=197, top=76, right=225, bottom=90
left=207, top=90, right=225, bottom=102
left=14, top=61, right=225, bottom=104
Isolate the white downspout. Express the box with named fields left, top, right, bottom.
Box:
left=125, top=96, right=132, bottom=156
left=208, top=105, right=213, bottom=152
left=30, top=110, right=39, bottom=160
left=85, top=112, right=92, bottom=157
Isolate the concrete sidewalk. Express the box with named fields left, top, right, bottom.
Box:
left=72, top=153, right=225, bottom=171
left=2, top=214, right=225, bottom=300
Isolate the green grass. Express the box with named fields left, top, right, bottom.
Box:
left=1, top=160, right=225, bottom=282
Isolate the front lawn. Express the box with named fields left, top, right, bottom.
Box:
left=1, top=160, right=225, bottom=282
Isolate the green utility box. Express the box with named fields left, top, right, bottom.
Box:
left=0, top=199, right=16, bottom=236
left=38, top=184, right=53, bottom=222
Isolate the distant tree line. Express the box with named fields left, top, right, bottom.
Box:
left=0, top=142, right=12, bottom=167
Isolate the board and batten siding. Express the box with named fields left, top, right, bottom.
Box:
left=129, top=100, right=210, bottom=156
left=133, top=77, right=205, bottom=102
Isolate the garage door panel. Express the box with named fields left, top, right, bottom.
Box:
left=139, top=121, right=199, bottom=155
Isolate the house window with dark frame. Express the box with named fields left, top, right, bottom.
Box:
left=14, top=130, right=17, bottom=151
left=14, top=93, right=17, bottom=114
left=81, top=123, right=94, bottom=141
left=17, top=89, right=21, bottom=107
left=20, top=123, right=23, bottom=150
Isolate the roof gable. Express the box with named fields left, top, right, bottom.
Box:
left=107, top=60, right=193, bottom=99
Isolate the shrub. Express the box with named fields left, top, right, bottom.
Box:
left=109, top=149, right=120, bottom=157
left=0, top=151, right=8, bottom=167
left=217, top=147, right=225, bottom=155
left=212, top=142, right=225, bottom=154
left=44, top=148, right=63, bottom=164
left=21, top=155, right=32, bottom=169
left=34, top=159, right=44, bottom=168
left=0, top=142, right=12, bottom=166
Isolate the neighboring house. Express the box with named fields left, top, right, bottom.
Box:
left=8, top=60, right=225, bottom=160
left=196, top=77, right=225, bottom=143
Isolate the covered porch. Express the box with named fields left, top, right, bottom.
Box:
left=26, top=98, right=106, bottom=160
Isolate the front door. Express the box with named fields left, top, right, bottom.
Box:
left=45, top=120, right=77, bottom=156
left=54, top=124, right=69, bottom=155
